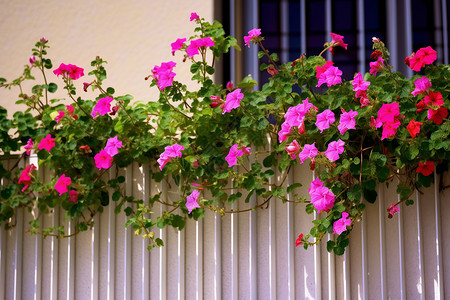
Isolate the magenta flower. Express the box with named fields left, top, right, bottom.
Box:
left=352, top=72, right=370, bottom=92
left=284, top=98, right=314, bottom=127
left=171, top=38, right=187, bottom=56
left=55, top=174, right=71, bottom=196
left=186, top=190, right=201, bottom=214
left=94, top=149, right=113, bottom=170
left=324, top=139, right=345, bottom=162
left=369, top=57, right=385, bottom=76
left=225, top=144, right=244, bottom=167
left=53, top=63, right=84, bottom=80
left=285, top=140, right=300, bottom=160
left=316, top=61, right=334, bottom=79
left=186, top=37, right=215, bottom=57
left=298, top=143, right=318, bottom=164
left=408, top=46, right=437, bottom=72
left=152, top=61, right=177, bottom=90
left=55, top=110, right=65, bottom=123
left=278, top=122, right=292, bottom=143
left=377, top=102, right=399, bottom=124
left=157, top=143, right=185, bottom=170
left=333, top=212, right=351, bottom=235
left=337, top=110, right=358, bottom=135
left=381, top=119, right=401, bottom=140
left=387, top=203, right=400, bottom=218
left=105, top=136, right=123, bottom=157
left=69, top=190, right=79, bottom=203
left=38, top=134, right=55, bottom=152
left=316, top=66, right=342, bottom=87
left=244, top=28, right=261, bottom=47
left=91, top=96, right=113, bottom=118
left=411, top=76, right=431, bottom=97
left=190, top=12, right=200, bottom=21
left=24, top=138, right=34, bottom=155
left=66, top=104, right=77, bottom=119
left=308, top=178, right=324, bottom=194
left=226, top=81, right=234, bottom=90
left=309, top=183, right=335, bottom=213
left=329, top=33, right=348, bottom=54
left=29, top=56, right=36, bottom=65
left=315, top=109, right=335, bottom=133
left=18, top=164, right=37, bottom=192
left=222, top=88, right=244, bottom=114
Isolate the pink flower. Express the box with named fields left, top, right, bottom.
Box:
left=244, top=28, right=261, bottom=47
left=53, top=63, right=84, bottom=80
left=171, top=38, right=187, bottom=56
left=309, top=183, right=335, bottom=213
left=69, top=190, right=79, bottom=203
left=408, top=46, right=437, bottom=72
left=225, top=144, right=244, bottom=167
left=40, top=37, right=48, bottom=43
left=278, top=122, right=292, bottom=143
left=186, top=190, right=200, bottom=214
left=66, top=104, right=76, bottom=118
left=308, top=177, right=324, bottom=194
left=157, top=143, right=185, bottom=170
left=299, top=143, right=318, bottom=164
left=377, top=102, right=399, bottom=124
left=406, top=119, right=423, bottom=138
left=329, top=33, right=348, bottom=54
left=94, top=150, right=113, bottom=170
left=186, top=37, right=215, bottom=57
left=381, top=119, right=401, bottom=140
left=38, top=134, right=55, bottom=152
left=315, top=109, right=335, bottom=133
left=285, top=140, right=300, bottom=160
left=18, top=164, right=37, bottom=192
left=387, top=203, right=399, bottom=218
left=55, top=111, right=65, bottom=123
left=324, top=139, right=345, bottom=162
left=190, top=12, right=200, bottom=21
left=222, top=88, right=244, bottom=114
left=284, top=98, right=314, bottom=127
left=226, top=81, right=234, bottom=90
left=242, top=146, right=251, bottom=155
left=151, top=61, right=177, bottom=90
left=55, top=174, right=71, bottom=196
left=24, top=138, right=34, bottom=155
left=370, top=116, right=383, bottom=128
left=105, top=136, right=122, bottom=157
left=91, top=96, right=113, bottom=118
left=316, top=61, right=334, bottom=79
left=295, top=233, right=303, bottom=247
left=411, top=76, right=431, bottom=96
left=352, top=72, right=370, bottom=92
left=369, top=57, right=385, bottom=76
left=417, top=161, right=434, bottom=176
left=29, top=56, right=36, bottom=65
left=316, top=66, right=342, bottom=87
left=338, top=110, right=358, bottom=135
left=333, top=212, right=351, bottom=235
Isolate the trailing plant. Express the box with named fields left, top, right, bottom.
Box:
left=0, top=13, right=449, bottom=254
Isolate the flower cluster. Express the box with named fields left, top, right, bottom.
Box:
left=151, top=61, right=177, bottom=90
left=94, top=136, right=122, bottom=170
left=53, top=63, right=84, bottom=80
left=157, top=143, right=184, bottom=170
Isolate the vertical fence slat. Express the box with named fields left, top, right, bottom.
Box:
left=416, top=190, right=425, bottom=299
left=66, top=220, right=75, bottom=300
left=231, top=201, right=238, bottom=300
left=327, top=234, right=336, bottom=300
left=404, top=0, right=413, bottom=77
left=124, top=167, right=132, bottom=300
left=91, top=214, right=100, bottom=300
left=442, top=0, right=449, bottom=64
left=0, top=223, right=5, bottom=300
left=286, top=173, right=295, bottom=299
left=140, top=165, right=150, bottom=300
left=300, top=0, right=306, bottom=53
left=398, top=197, right=406, bottom=300
left=249, top=159, right=257, bottom=300
left=325, top=0, right=332, bottom=61
left=434, top=171, right=444, bottom=298
left=107, top=168, right=116, bottom=300
left=378, top=186, right=387, bottom=299
left=51, top=207, right=59, bottom=300
left=196, top=217, right=203, bottom=300
left=361, top=206, right=368, bottom=299
left=343, top=247, right=351, bottom=300
left=268, top=136, right=276, bottom=299
left=14, top=208, right=23, bottom=300
left=280, top=0, right=289, bottom=63
left=214, top=213, right=221, bottom=300
left=386, top=0, right=398, bottom=69
left=357, top=0, right=365, bottom=73
left=159, top=181, right=167, bottom=300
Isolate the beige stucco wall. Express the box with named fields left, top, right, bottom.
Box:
left=0, top=0, right=214, bottom=115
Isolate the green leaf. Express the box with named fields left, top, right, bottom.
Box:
left=106, top=87, right=115, bottom=95
left=48, top=83, right=58, bottom=93
left=112, top=191, right=121, bottom=202
left=287, top=183, right=302, bottom=193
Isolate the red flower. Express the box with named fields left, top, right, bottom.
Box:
left=416, top=161, right=434, bottom=176
left=408, top=46, right=437, bottom=72
left=406, top=119, right=423, bottom=138
left=295, top=233, right=303, bottom=247
left=370, top=50, right=383, bottom=60
left=428, top=107, right=448, bottom=125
